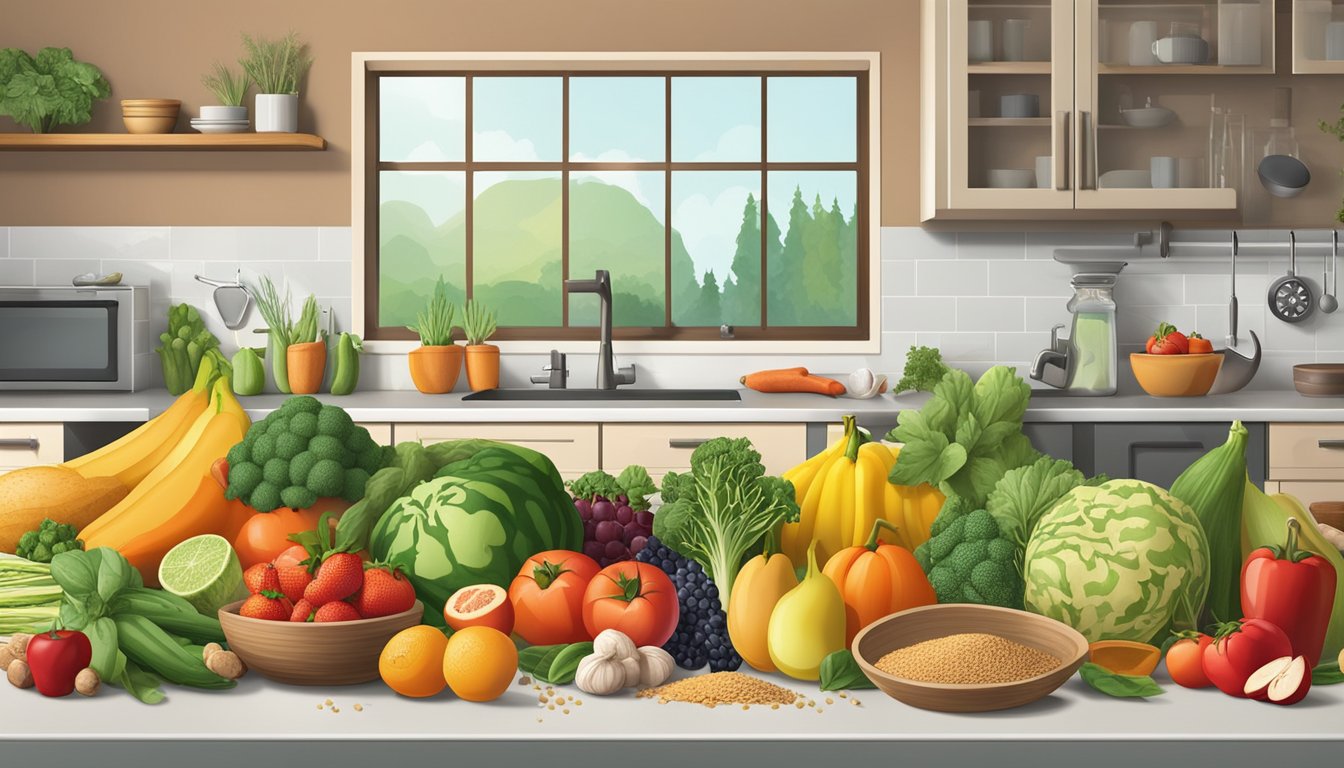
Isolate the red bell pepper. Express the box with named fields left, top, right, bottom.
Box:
left=1241, top=518, right=1338, bottom=668
left=25, top=625, right=92, bottom=697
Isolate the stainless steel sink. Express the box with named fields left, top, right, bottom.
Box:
left=463, top=388, right=741, bottom=402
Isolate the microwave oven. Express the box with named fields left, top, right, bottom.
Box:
left=0, top=285, right=144, bottom=391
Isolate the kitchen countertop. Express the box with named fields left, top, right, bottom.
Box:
left=2, top=669, right=1339, bottom=767
left=890, top=388, right=1344, bottom=424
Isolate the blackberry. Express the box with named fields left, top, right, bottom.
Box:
left=635, top=535, right=742, bottom=672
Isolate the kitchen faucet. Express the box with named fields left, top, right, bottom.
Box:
left=564, top=269, right=635, bottom=389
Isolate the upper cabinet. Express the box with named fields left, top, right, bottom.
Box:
left=1293, top=0, right=1344, bottom=72
left=922, top=0, right=1275, bottom=221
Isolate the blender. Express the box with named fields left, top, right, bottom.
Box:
left=1030, top=263, right=1125, bottom=396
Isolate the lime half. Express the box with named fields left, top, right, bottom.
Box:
left=158, top=534, right=247, bottom=616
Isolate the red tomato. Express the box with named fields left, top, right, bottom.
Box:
left=1188, top=334, right=1214, bottom=355
left=1202, top=619, right=1293, bottom=697
left=581, top=561, right=679, bottom=647
left=232, top=498, right=349, bottom=568
left=508, top=550, right=601, bottom=645
left=271, top=544, right=310, bottom=568
left=1166, top=632, right=1213, bottom=688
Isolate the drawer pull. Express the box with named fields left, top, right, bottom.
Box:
left=1320, top=440, right=1344, bottom=450
left=0, top=438, right=38, bottom=450
left=669, top=438, right=708, bottom=450
left=420, top=437, right=573, bottom=445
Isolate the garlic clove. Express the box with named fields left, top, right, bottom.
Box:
left=592, top=628, right=637, bottom=660
left=636, top=646, right=675, bottom=687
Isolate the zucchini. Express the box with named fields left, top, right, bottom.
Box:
left=1168, top=421, right=1248, bottom=625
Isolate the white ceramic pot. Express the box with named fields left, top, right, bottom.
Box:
left=199, top=105, right=247, bottom=121
left=254, top=94, right=298, bottom=133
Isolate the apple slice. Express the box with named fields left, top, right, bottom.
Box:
left=1243, top=656, right=1293, bottom=700
left=1265, top=656, right=1310, bottom=706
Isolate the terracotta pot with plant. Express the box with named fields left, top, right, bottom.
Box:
left=407, top=279, right=461, bottom=394
left=239, top=31, right=311, bottom=133
left=285, top=295, right=326, bottom=394
left=462, top=300, right=500, bottom=392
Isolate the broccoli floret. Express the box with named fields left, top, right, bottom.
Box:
left=249, top=481, right=282, bottom=512
left=308, top=434, right=343, bottom=461
left=252, top=433, right=277, bottom=464
left=263, top=457, right=290, bottom=486
left=15, top=518, right=85, bottom=563
left=914, top=496, right=1024, bottom=610
left=345, top=427, right=374, bottom=454
left=290, top=411, right=318, bottom=439
left=227, top=461, right=263, bottom=498
left=307, top=458, right=345, bottom=497
left=284, top=395, right=322, bottom=415
left=356, top=446, right=385, bottom=474
left=275, top=432, right=305, bottom=460
left=289, top=450, right=318, bottom=486
left=226, top=441, right=250, bottom=467
left=338, top=448, right=357, bottom=470
left=317, top=405, right=353, bottom=439
left=281, top=485, right=318, bottom=510
left=342, top=467, right=370, bottom=502
left=267, top=416, right=290, bottom=437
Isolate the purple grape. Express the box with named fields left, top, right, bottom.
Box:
left=629, top=535, right=648, bottom=555
left=574, top=498, right=592, bottom=520
left=615, top=505, right=634, bottom=525
left=635, top=510, right=655, bottom=528
left=623, top=525, right=645, bottom=546
left=592, top=500, right=616, bottom=522
left=595, top=520, right=623, bottom=543
left=583, top=521, right=597, bottom=541
left=583, top=540, right=604, bottom=561
left=616, top=494, right=629, bottom=505
left=604, top=540, right=629, bottom=560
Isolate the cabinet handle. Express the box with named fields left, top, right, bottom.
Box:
left=0, top=438, right=38, bottom=450
left=1055, top=111, right=1070, bottom=191
left=1319, top=440, right=1344, bottom=450
left=669, top=438, right=707, bottom=449
left=1078, top=110, right=1096, bottom=190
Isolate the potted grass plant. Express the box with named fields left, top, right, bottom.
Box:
left=462, top=299, right=499, bottom=392
left=199, top=61, right=250, bottom=125
left=407, top=278, right=462, bottom=394
left=286, top=295, right=325, bottom=394
left=254, top=275, right=293, bottom=394
left=239, top=31, right=311, bottom=133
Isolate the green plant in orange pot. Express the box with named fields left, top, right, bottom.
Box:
left=285, top=295, right=325, bottom=394
left=462, top=299, right=499, bottom=392
left=407, top=279, right=461, bottom=394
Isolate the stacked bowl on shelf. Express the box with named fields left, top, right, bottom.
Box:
left=121, top=99, right=180, bottom=134
left=191, top=105, right=249, bottom=134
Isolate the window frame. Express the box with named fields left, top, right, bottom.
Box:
left=352, top=52, right=881, bottom=355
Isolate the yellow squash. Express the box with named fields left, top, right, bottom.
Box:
left=727, top=549, right=798, bottom=673
left=767, top=541, right=846, bottom=681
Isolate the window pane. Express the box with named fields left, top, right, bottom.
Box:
left=670, top=171, right=761, bottom=327
left=569, top=77, right=664, bottom=162
left=672, top=77, right=761, bottom=162
left=766, top=77, right=857, bottom=162
left=378, top=171, right=466, bottom=328
left=473, top=171, right=563, bottom=326
left=473, top=77, right=562, bottom=161
left=568, top=172, right=666, bottom=327
left=379, top=77, right=465, bottom=162
left=765, top=171, right=858, bottom=327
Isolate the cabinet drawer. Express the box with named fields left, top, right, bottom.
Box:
left=1263, top=480, right=1344, bottom=510
left=603, top=423, right=807, bottom=479
left=356, top=422, right=392, bottom=446
left=0, top=423, right=63, bottom=472
left=393, top=423, right=598, bottom=480
left=1269, top=424, right=1344, bottom=481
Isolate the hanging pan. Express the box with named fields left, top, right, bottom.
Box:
left=1268, top=231, right=1314, bottom=323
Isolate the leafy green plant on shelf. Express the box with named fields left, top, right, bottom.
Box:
left=200, top=62, right=249, bottom=107
left=0, top=47, right=110, bottom=133
left=239, top=31, right=311, bottom=95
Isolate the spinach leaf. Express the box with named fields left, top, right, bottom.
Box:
left=86, top=616, right=121, bottom=680
left=986, top=457, right=1087, bottom=551
left=1078, top=662, right=1164, bottom=698
left=518, top=641, right=593, bottom=685
left=819, top=650, right=877, bottom=692
left=114, top=659, right=166, bottom=705
left=49, top=548, right=97, bottom=598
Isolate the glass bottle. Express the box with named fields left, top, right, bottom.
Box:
left=1064, top=273, right=1118, bottom=396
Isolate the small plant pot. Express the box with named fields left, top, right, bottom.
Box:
left=255, top=93, right=298, bottom=132
left=200, top=105, right=248, bottom=121
left=409, top=344, right=463, bottom=394
left=465, top=344, right=500, bottom=392
left=286, top=341, right=327, bottom=395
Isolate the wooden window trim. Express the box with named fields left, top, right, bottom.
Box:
left=351, top=52, right=881, bottom=356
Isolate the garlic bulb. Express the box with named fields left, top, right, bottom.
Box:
left=619, top=656, right=642, bottom=688
left=636, top=646, right=674, bottom=687
left=592, top=629, right=637, bottom=660
left=575, top=653, right=628, bottom=696
left=846, top=368, right=886, bottom=399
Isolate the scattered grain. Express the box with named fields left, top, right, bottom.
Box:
left=638, top=671, right=799, bottom=708
left=563, top=708, right=570, bottom=715
left=331, top=707, right=340, bottom=714
left=574, top=699, right=583, bottom=706
left=316, top=703, right=323, bottom=710
left=825, top=697, right=833, bottom=705
left=519, top=676, right=532, bottom=686
left=794, top=700, right=805, bottom=709
left=324, top=698, right=333, bottom=706
left=539, top=694, right=549, bottom=703
left=547, top=704, right=555, bottom=710
left=875, top=633, right=1061, bottom=685
left=741, top=704, right=750, bottom=711
left=354, top=704, right=363, bottom=712
left=838, top=692, right=848, bottom=698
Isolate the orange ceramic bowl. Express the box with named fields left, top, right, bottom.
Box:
left=1130, top=352, right=1223, bottom=397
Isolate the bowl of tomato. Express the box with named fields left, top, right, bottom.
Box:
left=1131, top=353, right=1223, bottom=397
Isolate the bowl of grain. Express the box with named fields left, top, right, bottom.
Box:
left=852, top=604, right=1088, bottom=712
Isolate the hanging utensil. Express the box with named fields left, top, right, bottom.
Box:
left=194, top=269, right=254, bottom=330
left=1268, top=231, right=1315, bottom=323
left=1322, top=231, right=1340, bottom=314
left=1210, top=230, right=1261, bottom=395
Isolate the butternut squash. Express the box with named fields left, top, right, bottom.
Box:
left=0, top=466, right=128, bottom=553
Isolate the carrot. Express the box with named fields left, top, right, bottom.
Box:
left=286, top=340, right=327, bottom=394
left=741, top=368, right=846, bottom=396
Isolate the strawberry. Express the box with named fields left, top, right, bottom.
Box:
left=240, top=591, right=292, bottom=621
left=352, top=564, right=417, bottom=619
left=243, top=563, right=270, bottom=594
left=272, top=544, right=310, bottom=569
left=289, top=598, right=315, bottom=623
left=277, top=566, right=313, bottom=603
left=1150, top=322, right=1189, bottom=355
left=303, top=552, right=365, bottom=605
left=313, top=601, right=362, bottom=623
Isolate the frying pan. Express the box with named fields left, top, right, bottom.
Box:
left=1268, top=231, right=1315, bottom=323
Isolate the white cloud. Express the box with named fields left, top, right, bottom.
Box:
left=405, top=140, right=449, bottom=162
left=694, top=123, right=759, bottom=162
left=674, top=186, right=754, bottom=284
left=473, top=129, right=539, bottom=161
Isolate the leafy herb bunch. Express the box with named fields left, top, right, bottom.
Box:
left=0, top=47, right=110, bottom=133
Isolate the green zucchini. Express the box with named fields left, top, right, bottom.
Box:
left=1168, top=420, right=1248, bottom=625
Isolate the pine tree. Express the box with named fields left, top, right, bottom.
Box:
left=769, top=186, right=810, bottom=325
left=802, top=193, right=841, bottom=323
left=725, top=193, right=762, bottom=325
left=696, top=269, right=722, bottom=326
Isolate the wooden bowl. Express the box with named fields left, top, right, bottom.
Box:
left=219, top=600, right=423, bottom=685
left=122, top=115, right=177, bottom=134
left=1294, top=364, right=1344, bottom=397
left=1309, top=502, right=1344, bottom=531
left=1130, top=353, right=1223, bottom=397
left=852, top=604, right=1089, bottom=713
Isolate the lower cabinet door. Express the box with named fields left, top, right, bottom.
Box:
left=392, top=423, right=599, bottom=480
left=0, top=423, right=63, bottom=472
left=1092, top=422, right=1266, bottom=490
left=356, top=422, right=393, bottom=446
left=603, top=423, right=807, bottom=480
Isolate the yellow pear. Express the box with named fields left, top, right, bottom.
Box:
left=766, top=540, right=846, bottom=680
left=728, top=550, right=798, bottom=672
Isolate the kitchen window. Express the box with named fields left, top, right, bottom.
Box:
left=353, top=54, right=880, bottom=350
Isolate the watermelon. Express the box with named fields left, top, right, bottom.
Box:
left=369, top=446, right=582, bottom=613
left=1022, top=479, right=1209, bottom=644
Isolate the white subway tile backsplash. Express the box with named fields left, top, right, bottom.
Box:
left=995, top=331, right=1051, bottom=364
left=285, top=261, right=352, bottom=300
left=882, top=227, right=954, bottom=260
left=957, top=297, right=1023, bottom=332
left=171, top=227, right=319, bottom=262
left=987, top=259, right=1072, bottom=298
left=1114, top=273, right=1185, bottom=307
left=1024, top=296, right=1071, bottom=332
left=958, top=232, right=1024, bottom=260
left=881, top=260, right=915, bottom=297
left=319, top=227, right=354, bottom=262
left=34, top=258, right=101, bottom=286
left=99, top=260, right=173, bottom=314
left=916, top=332, right=995, bottom=361
left=885, top=296, right=958, bottom=333
left=0, top=259, right=34, bottom=285
left=1263, top=312, right=1321, bottom=352
left=0, top=227, right=8, bottom=259
left=918, top=260, right=986, bottom=296
left=11, top=227, right=169, bottom=261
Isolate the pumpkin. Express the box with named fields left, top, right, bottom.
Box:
left=1087, top=640, right=1161, bottom=677
left=822, top=519, right=936, bottom=646
left=727, top=544, right=798, bottom=673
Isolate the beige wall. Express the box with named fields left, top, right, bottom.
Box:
left=0, top=0, right=920, bottom=227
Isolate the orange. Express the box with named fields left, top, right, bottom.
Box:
left=442, top=626, right=517, bottom=702
left=379, top=625, right=450, bottom=698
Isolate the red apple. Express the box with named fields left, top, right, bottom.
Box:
left=1265, top=656, right=1310, bottom=706
left=1242, top=656, right=1292, bottom=700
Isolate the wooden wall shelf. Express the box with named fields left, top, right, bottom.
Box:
left=0, top=133, right=327, bottom=151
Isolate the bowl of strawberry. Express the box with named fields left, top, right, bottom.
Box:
left=1131, top=322, right=1223, bottom=397
left=219, top=550, right=422, bottom=686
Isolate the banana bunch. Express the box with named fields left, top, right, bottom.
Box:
left=779, top=416, right=944, bottom=567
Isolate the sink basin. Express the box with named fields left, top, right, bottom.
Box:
left=463, top=388, right=741, bottom=402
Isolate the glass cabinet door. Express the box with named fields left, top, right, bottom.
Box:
left=1294, top=0, right=1344, bottom=73
left=944, top=0, right=1075, bottom=211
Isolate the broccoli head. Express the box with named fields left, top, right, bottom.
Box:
left=223, top=396, right=390, bottom=511
left=914, top=495, right=1024, bottom=610
left=16, top=518, right=84, bottom=563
